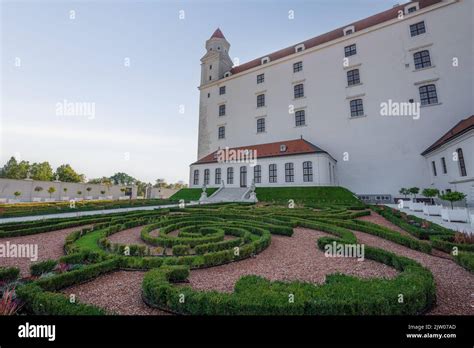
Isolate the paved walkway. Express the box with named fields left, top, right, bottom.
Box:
left=0, top=202, right=203, bottom=224
left=385, top=204, right=474, bottom=234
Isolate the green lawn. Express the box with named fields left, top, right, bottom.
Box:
left=255, top=186, right=361, bottom=205
left=170, top=188, right=218, bottom=201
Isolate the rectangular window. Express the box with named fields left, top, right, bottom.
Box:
left=344, top=44, right=357, bottom=57
left=254, top=165, right=261, bottom=184
left=407, top=6, right=417, bottom=13
left=227, top=167, right=234, bottom=184
left=269, top=164, right=277, bottom=183
left=413, top=50, right=431, bottom=69
left=457, top=148, right=467, bottom=177
left=204, top=169, right=210, bottom=185
left=218, top=126, right=225, bottom=139
left=347, top=69, right=360, bottom=86
left=294, top=84, right=304, bottom=99
left=219, top=86, right=226, bottom=95
left=410, top=21, right=426, bottom=37
left=350, top=99, right=364, bottom=117
left=193, top=170, right=199, bottom=185
left=293, top=61, right=303, bottom=73
left=419, top=84, right=438, bottom=105
left=257, top=118, right=265, bottom=133
left=285, top=163, right=294, bottom=182
left=219, top=104, right=226, bottom=116
left=441, top=157, right=447, bottom=174
left=295, top=110, right=306, bottom=126
left=257, top=94, right=265, bottom=107
left=303, top=161, right=313, bottom=182
left=431, top=161, right=437, bottom=176
left=215, top=168, right=221, bottom=184
left=257, top=74, right=264, bottom=84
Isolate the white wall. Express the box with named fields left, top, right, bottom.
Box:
left=189, top=153, right=336, bottom=188
left=424, top=130, right=474, bottom=204
left=195, top=0, right=473, bottom=197
left=0, top=178, right=137, bottom=202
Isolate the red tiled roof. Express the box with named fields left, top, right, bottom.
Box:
left=229, top=0, right=441, bottom=75
left=210, top=28, right=226, bottom=40
left=192, top=139, right=331, bottom=165
left=421, top=115, right=474, bottom=156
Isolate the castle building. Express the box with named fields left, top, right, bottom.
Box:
left=189, top=0, right=473, bottom=204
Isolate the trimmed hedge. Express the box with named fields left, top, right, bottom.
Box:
left=30, top=259, right=58, bottom=276
left=454, top=252, right=474, bottom=273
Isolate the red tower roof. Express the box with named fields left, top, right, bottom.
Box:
left=210, top=28, right=226, bottom=40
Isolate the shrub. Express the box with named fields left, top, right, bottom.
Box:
left=0, top=267, right=20, bottom=282
left=30, top=260, right=58, bottom=276
left=454, top=252, right=474, bottom=273
left=172, top=244, right=190, bottom=256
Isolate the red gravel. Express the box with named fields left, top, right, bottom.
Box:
left=357, top=211, right=412, bottom=237
left=0, top=226, right=90, bottom=277
left=352, top=230, right=474, bottom=315
left=187, top=227, right=398, bottom=292
left=62, top=270, right=169, bottom=315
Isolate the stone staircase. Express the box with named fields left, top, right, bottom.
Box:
left=206, top=188, right=250, bottom=203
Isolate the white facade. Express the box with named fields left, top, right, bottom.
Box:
left=189, top=152, right=337, bottom=188
left=423, top=130, right=474, bottom=205
left=192, top=0, right=473, bottom=197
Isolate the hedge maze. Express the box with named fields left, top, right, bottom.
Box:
left=1, top=204, right=443, bottom=315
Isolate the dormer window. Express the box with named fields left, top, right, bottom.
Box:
left=280, top=144, right=287, bottom=152
left=343, top=26, right=355, bottom=36
left=295, top=44, right=305, bottom=53
left=261, top=57, right=270, bottom=64
left=405, top=2, right=419, bottom=14
left=224, top=71, right=231, bottom=78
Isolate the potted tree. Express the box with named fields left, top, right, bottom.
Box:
left=422, top=188, right=441, bottom=216
left=13, top=191, right=21, bottom=203
left=85, top=187, right=92, bottom=200
left=47, top=187, right=56, bottom=201
left=77, top=190, right=83, bottom=201
left=62, top=187, right=69, bottom=201
left=398, top=188, right=411, bottom=209
left=33, top=186, right=43, bottom=202
left=440, top=191, right=468, bottom=222
left=408, top=187, right=423, bottom=211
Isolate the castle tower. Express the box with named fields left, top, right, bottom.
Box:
left=200, top=28, right=233, bottom=86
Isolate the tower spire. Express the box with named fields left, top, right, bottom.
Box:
left=210, top=28, right=225, bottom=40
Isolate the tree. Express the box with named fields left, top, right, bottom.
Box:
left=110, top=172, right=136, bottom=185
left=30, top=162, right=54, bottom=181
left=34, top=186, right=43, bottom=193
left=399, top=188, right=410, bottom=198
left=0, top=157, right=30, bottom=179
left=422, top=188, right=439, bottom=204
left=100, top=190, right=106, bottom=195
left=88, top=177, right=113, bottom=185
left=55, top=164, right=84, bottom=183
left=408, top=187, right=420, bottom=200
left=86, top=187, right=92, bottom=195
left=63, top=187, right=68, bottom=194
left=47, top=186, right=56, bottom=198
left=439, top=191, right=467, bottom=209
left=14, top=191, right=21, bottom=199
left=77, top=190, right=82, bottom=196
left=154, top=178, right=166, bottom=188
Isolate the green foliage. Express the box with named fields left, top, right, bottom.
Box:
left=255, top=187, right=362, bottom=205
left=439, top=191, right=467, bottom=209
left=454, top=252, right=474, bottom=273
left=30, top=259, right=58, bottom=276
left=47, top=186, right=56, bottom=197
left=55, top=164, right=84, bottom=183
left=30, top=162, right=54, bottom=181
left=399, top=188, right=410, bottom=198
left=0, top=267, right=20, bottom=282
left=422, top=188, right=439, bottom=198
left=408, top=187, right=420, bottom=198
left=172, top=244, right=190, bottom=256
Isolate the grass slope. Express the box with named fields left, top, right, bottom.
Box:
left=170, top=188, right=218, bottom=201
left=255, top=186, right=361, bottom=205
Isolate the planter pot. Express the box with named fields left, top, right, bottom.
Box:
left=61, top=196, right=69, bottom=201
left=106, top=195, right=113, bottom=200
left=44, top=198, right=55, bottom=202
left=423, top=205, right=442, bottom=216
left=32, top=197, right=42, bottom=202
left=441, top=208, right=469, bottom=223
left=410, top=202, right=424, bottom=212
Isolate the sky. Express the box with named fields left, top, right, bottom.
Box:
left=0, top=0, right=398, bottom=184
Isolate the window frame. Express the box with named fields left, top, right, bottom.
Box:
left=215, top=168, right=221, bottom=184
left=303, top=161, right=313, bottom=182
left=431, top=161, right=437, bottom=177
left=419, top=84, right=438, bottom=106
left=193, top=169, right=199, bottom=185
left=254, top=165, right=261, bottom=184
left=350, top=99, right=364, bottom=117
left=410, top=21, right=426, bottom=37
left=293, top=61, right=303, bottom=73
left=413, top=50, right=432, bottom=70
left=227, top=167, right=234, bottom=184
left=257, top=73, right=265, bottom=84
left=285, top=163, right=294, bottom=183
left=257, top=118, right=266, bottom=133
left=457, top=148, right=467, bottom=177
left=219, top=86, right=226, bottom=95
left=441, top=157, right=447, bottom=174
left=294, top=83, right=304, bottom=99
left=269, top=164, right=277, bottom=183
left=347, top=69, right=360, bottom=86
left=295, top=110, right=306, bottom=127
left=344, top=44, right=357, bottom=57
left=257, top=94, right=265, bottom=108
left=219, top=104, right=226, bottom=116
left=218, top=126, right=225, bottom=139
left=204, top=169, right=210, bottom=185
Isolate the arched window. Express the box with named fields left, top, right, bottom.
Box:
left=193, top=170, right=199, bottom=186
left=457, top=148, right=467, bottom=177
left=204, top=169, right=210, bottom=185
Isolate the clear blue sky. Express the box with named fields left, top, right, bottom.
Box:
left=1, top=0, right=397, bottom=184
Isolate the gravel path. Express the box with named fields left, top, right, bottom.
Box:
left=187, top=227, right=398, bottom=292
left=357, top=211, right=412, bottom=237
left=62, top=270, right=169, bottom=315
left=352, top=230, right=474, bottom=315
left=0, top=226, right=90, bottom=277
